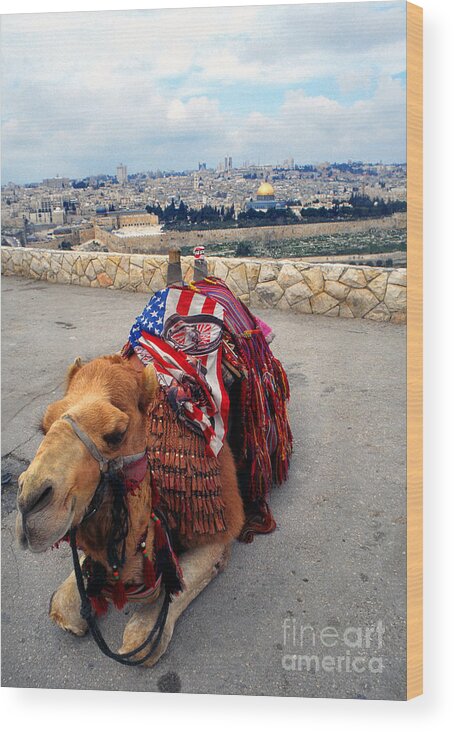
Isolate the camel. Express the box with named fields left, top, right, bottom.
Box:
left=16, top=351, right=249, bottom=666
left=16, top=265, right=292, bottom=667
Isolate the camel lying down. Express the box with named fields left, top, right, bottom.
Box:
left=16, top=333, right=291, bottom=667
left=15, top=355, right=250, bottom=666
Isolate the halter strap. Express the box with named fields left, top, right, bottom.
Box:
left=61, top=414, right=147, bottom=524
left=62, top=414, right=146, bottom=473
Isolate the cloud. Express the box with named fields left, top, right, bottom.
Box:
left=1, top=2, right=406, bottom=182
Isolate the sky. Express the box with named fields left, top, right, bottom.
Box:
left=0, top=1, right=406, bottom=184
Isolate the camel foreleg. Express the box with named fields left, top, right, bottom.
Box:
left=119, top=540, right=231, bottom=666
left=49, top=561, right=88, bottom=637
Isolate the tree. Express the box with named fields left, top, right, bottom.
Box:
left=235, top=242, right=252, bottom=256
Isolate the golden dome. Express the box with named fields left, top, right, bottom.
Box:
left=256, top=182, right=275, bottom=198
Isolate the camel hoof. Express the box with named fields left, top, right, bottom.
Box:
left=119, top=601, right=174, bottom=668
left=49, top=585, right=88, bottom=637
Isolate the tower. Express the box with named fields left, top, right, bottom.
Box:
left=116, top=163, right=128, bottom=186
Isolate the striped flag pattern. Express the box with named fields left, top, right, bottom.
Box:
left=128, top=286, right=229, bottom=457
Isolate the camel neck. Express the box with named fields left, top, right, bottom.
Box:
left=76, top=459, right=154, bottom=583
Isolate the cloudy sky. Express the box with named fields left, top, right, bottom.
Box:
left=1, top=1, right=406, bottom=183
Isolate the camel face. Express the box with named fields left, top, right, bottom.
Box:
left=16, top=356, right=157, bottom=553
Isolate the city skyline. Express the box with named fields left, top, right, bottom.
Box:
left=3, top=157, right=406, bottom=188
left=1, top=2, right=406, bottom=184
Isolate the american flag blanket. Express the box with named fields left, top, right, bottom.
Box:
left=127, top=285, right=230, bottom=457
left=123, top=277, right=292, bottom=541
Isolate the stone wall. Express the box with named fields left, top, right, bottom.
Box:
left=1, top=247, right=406, bottom=323
left=83, top=212, right=406, bottom=254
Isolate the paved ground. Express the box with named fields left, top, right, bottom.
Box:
left=1, top=276, right=406, bottom=699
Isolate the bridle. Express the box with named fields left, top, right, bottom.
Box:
left=62, top=414, right=147, bottom=523
left=62, top=413, right=172, bottom=666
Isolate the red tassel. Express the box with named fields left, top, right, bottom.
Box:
left=152, top=480, right=160, bottom=507
left=154, top=521, right=167, bottom=551
left=143, top=554, right=156, bottom=587
left=90, top=595, right=109, bottom=616
left=112, top=580, right=127, bottom=610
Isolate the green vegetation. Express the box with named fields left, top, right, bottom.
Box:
left=147, top=194, right=406, bottom=232
left=146, top=201, right=235, bottom=231
left=300, top=194, right=407, bottom=222
left=179, top=228, right=407, bottom=260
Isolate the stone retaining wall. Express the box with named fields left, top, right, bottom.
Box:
left=1, top=247, right=406, bottom=323
left=77, top=212, right=406, bottom=253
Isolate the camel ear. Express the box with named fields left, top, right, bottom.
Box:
left=41, top=398, right=70, bottom=434
left=139, top=364, right=159, bottom=411
left=65, top=357, right=83, bottom=392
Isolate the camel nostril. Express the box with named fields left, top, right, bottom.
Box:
left=25, top=484, right=54, bottom=516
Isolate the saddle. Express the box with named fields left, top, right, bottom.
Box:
left=123, top=277, right=293, bottom=543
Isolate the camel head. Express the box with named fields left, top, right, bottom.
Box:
left=16, top=355, right=158, bottom=553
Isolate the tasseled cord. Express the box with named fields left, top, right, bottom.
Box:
left=111, top=578, right=128, bottom=610
left=90, top=595, right=109, bottom=616
left=139, top=535, right=157, bottom=587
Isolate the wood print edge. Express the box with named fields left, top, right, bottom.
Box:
left=406, top=0, right=423, bottom=701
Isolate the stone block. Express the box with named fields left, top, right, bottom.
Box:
left=97, top=272, right=113, bottom=287
left=320, top=264, right=346, bottom=281
left=310, top=292, right=338, bottom=314
left=302, top=267, right=324, bottom=294
left=384, top=283, right=407, bottom=312
left=390, top=311, right=407, bottom=324
left=114, top=268, right=130, bottom=288
left=246, top=261, right=261, bottom=291
left=105, top=258, right=119, bottom=281
left=56, top=268, right=71, bottom=285
left=339, top=302, right=355, bottom=318
left=277, top=263, right=302, bottom=289
left=366, top=303, right=391, bottom=322
left=293, top=298, right=312, bottom=314
left=362, top=267, right=384, bottom=282
left=129, top=263, right=144, bottom=287
left=324, top=280, right=350, bottom=301
left=213, top=259, right=229, bottom=280
left=388, top=269, right=407, bottom=286
left=340, top=267, right=367, bottom=288
left=228, top=263, right=248, bottom=293
left=367, top=272, right=389, bottom=301
left=258, top=262, right=280, bottom=283
left=85, top=260, right=97, bottom=281
left=255, top=280, right=284, bottom=307
left=325, top=305, right=340, bottom=317
left=285, top=280, right=313, bottom=305
left=346, top=287, right=379, bottom=318
left=149, top=268, right=166, bottom=292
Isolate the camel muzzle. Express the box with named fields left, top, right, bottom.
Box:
left=17, top=479, right=54, bottom=519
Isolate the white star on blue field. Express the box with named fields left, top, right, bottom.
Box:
left=129, top=290, right=168, bottom=348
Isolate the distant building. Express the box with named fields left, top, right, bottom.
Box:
left=42, top=176, right=70, bottom=190
left=116, top=163, right=128, bottom=185
left=28, top=205, right=66, bottom=225
left=193, top=173, right=202, bottom=191
left=245, top=181, right=287, bottom=212
left=94, top=210, right=159, bottom=228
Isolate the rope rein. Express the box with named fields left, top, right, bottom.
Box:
left=64, top=414, right=176, bottom=666
left=70, top=526, right=170, bottom=667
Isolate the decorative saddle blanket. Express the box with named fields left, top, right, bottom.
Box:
left=123, top=277, right=293, bottom=540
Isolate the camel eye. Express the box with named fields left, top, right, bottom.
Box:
left=103, top=429, right=126, bottom=447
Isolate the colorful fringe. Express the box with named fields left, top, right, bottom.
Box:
left=193, top=277, right=293, bottom=502
left=147, top=392, right=228, bottom=540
